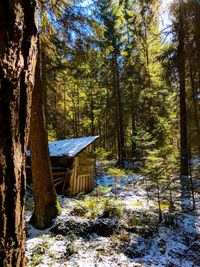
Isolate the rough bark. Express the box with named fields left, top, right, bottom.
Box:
left=0, top=0, right=38, bottom=266
left=177, top=1, right=190, bottom=209
left=30, top=44, right=60, bottom=230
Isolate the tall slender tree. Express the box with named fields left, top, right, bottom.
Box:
left=170, top=0, right=191, bottom=209
left=177, top=1, right=189, bottom=178
left=95, top=0, right=125, bottom=166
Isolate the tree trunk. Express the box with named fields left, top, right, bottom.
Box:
left=141, top=0, right=154, bottom=132
left=30, top=44, right=60, bottom=229
left=112, top=53, right=125, bottom=167
left=193, top=2, right=200, bottom=105
left=178, top=7, right=188, bottom=177
left=126, top=30, right=136, bottom=158
left=0, top=1, right=38, bottom=266
left=76, top=85, right=80, bottom=136
left=131, top=82, right=136, bottom=157
left=41, top=2, right=48, bottom=120
left=90, top=83, right=95, bottom=136
left=64, top=89, right=67, bottom=137
left=179, top=50, right=188, bottom=177
left=156, top=179, right=162, bottom=223
left=177, top=1, right=190, bottom=209
left=189, top=57, right=200, bottom=155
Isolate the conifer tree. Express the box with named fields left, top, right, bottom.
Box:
left=95, top=0, right=125, bottom=167
left=170, top=0, right=191, bottom=209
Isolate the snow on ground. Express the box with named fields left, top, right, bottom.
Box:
left=25, top=163, right=200, bottom=267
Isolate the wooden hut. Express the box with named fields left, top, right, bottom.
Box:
left=27, top=136, right=99, bottom=196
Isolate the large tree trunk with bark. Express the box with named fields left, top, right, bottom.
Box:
left=30, top=44, right=60, bottom=229
left=0, top=0, right=38, bottom=266
left=192, top=1, right=200, bottom=156
left=177, top=1, right=190, bottom=209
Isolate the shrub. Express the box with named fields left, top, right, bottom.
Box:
left=70, top=196, right=124, bottom=220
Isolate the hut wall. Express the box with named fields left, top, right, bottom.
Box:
left=51, top=156, right=73, bottom=168
left=67, top=145, right=95, bottom=195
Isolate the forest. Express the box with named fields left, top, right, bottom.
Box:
left=0, top=0, right=200, bottom=266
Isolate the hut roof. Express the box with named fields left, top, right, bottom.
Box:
left=27, top=136, right=99, bottom=158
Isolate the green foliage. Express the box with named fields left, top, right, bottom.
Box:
left=27, top=254, right=44, bottom=267
left=95, top=147, right=111, bottom=161
left=70, top=195, right=124, bottom=220
left=140, top=147, right=180, bottom=221
left=133, top=125, right=155, bottom=159
left=102, top=198, right=124, bottom=219
left=44, top=0, right=178, bottom=167
left=39, top=0, right=198, bottom=213
left=70, top=197, right=101, bottom=219
left=107, top=168, right=127, bottom=177
left=38, top=234, right=52, bottom=239
left=96, top=185, right=112, bottom=197
left=48, top=124, right=57, bottom=142
left=33, top=242, right=50, bottom=255
left=128, top=211, right=140, bottom=226
left=107, top=167, right=127, bottom=197
left=27, top=240, right=51, bottom=266
left=66, top=242, right=79, bottom=255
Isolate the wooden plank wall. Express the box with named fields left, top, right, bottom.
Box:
left=66, top=146, right=95, bottom=195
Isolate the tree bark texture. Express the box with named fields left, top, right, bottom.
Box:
left=0, top=1, right=38, bottom=266
left=30, top=45, right=60, bottom=230
left=177, top=2, right=190, bottom=208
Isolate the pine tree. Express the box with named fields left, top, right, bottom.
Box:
left=170, top=0, right=191, bottom=210
left=95, top=0, right=126, bottom=167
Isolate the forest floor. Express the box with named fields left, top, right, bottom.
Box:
left=25, top=162, right=200, bottom=267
